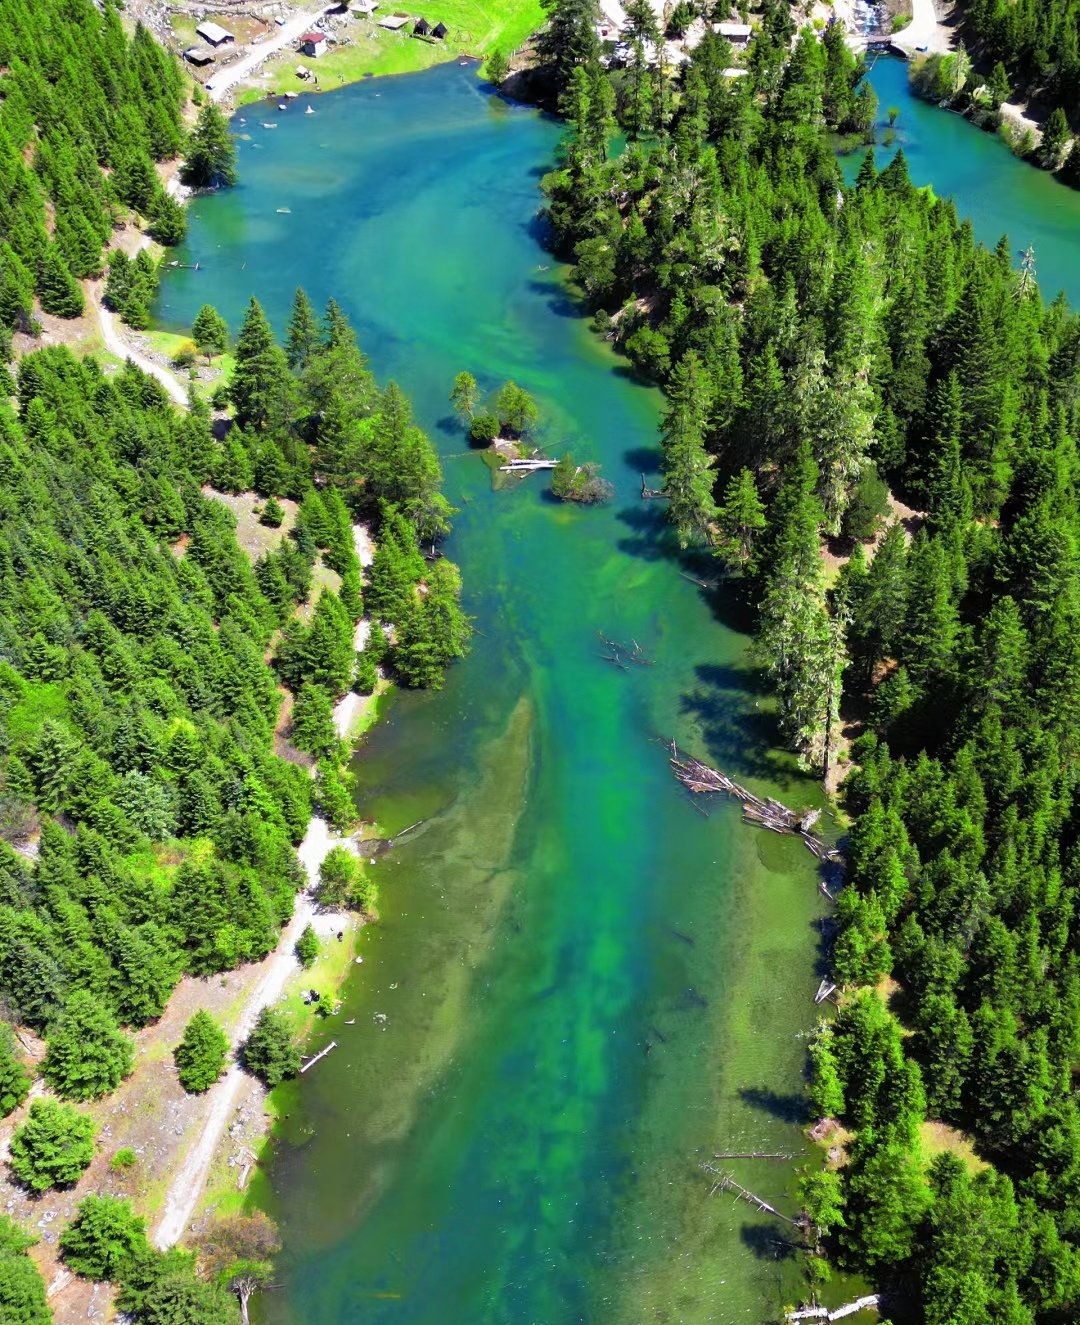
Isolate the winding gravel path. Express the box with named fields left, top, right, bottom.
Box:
left=96, top=300, right=189, bottom=407
left=154, top=817, right=356, bottom=1248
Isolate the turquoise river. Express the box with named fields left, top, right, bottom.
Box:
left=154, top=56, right=1080, bottom=1325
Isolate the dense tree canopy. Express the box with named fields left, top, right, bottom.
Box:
left=963, top=0, right=1080, bottom=125
left=0, top=0, right=185, bottom=327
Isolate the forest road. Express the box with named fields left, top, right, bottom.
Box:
left=206, top=5, right=335, bottom=103
left=891, top=0, right=952, bottom=56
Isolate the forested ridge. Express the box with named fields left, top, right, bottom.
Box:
left=540, top=3, right=1080, bottom=1318
left=960, top=0, right=1080, bottom=125
left=0, top=0, right=186, bottom=331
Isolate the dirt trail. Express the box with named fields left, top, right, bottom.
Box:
left=95, top=177, right=189, bottom=408
left=96, top=301, right=189, bottom=407
left=154, top=814, right=360, bottom=1248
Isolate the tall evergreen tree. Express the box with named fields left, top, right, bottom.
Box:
left=181, top=103, right=238, bottom=190
left=660, top=351, right=717, bottom=547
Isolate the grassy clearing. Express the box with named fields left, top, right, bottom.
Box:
left=204, top=488, right=299, bottom=563
left=138, top=329, right=234, bottom=402
left=250, top=0, right=542, bottom=93
left=920, top=1120, right=989, bottom=1174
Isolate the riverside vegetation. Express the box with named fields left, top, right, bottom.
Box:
left=540, top=1, right=1080, bottom=1319
left=0, top=7, right=468, bottom=1315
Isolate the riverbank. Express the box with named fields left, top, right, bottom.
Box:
left=0, top=726, right=384, bottom=1325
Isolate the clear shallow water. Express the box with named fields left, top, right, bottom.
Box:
left=157, top=67, right=828, bottom=1325
left=860, top=57, right=1080, bottom=307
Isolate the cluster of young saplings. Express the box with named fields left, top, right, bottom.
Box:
left=449, top=371, right=612, bottom=503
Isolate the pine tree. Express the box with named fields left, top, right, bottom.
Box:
left=290, top=684, right=339, bottom=759
left=181, top=103, right=238, bottom=189
left=38, top=244, right=84, bottom=318
left=240, top=1008, right=300, bottom=1088
left=42, top=991, right=134, bottom=1101
left=174, top=1010, right=229, bottom=1093
left=191, top=304, right=228, bottom=362
left=60, top=1195, right=148, bottom=1281
left=660, top=351, right=717, bottom=547
left=1040, top=106, right=1070, bottom=169
left=0, top=1025, right=29, bottom=1118
left=10, top=1099, right=95, bottom=1192
left=285, top=287, right=320, bottom=371
left=450, top=371, right=479, bottom=423
left=1060, top=137, right=1080, bottom=188
left=230, top=298, right=294, bottom=434
left=537, top=0, right=600, bottom=89
left=295, top=925, right=319, bottom=968
left=756, top=442, right=844, bottom=774
left=149, top=191, right=187, bottom=247
left=394, top=560, right=471, bottom=689
left=715, top=469, right=766, bottom=572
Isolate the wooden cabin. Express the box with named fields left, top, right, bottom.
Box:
left=714, top=21, right=752, bottom=46
left=300, top=30, right=328, bottom=57
left=413, top=17, right=432, bottom=35
left=432, top=21, right=448, bottom=37
left=195, top=20, right=234, bottom=46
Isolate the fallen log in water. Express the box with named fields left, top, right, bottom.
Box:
left=787, top=1295, right=879, bottom=1323
left=668, top=743, right=842, bottom=864
left=700, top=1162, right=800, bottom=1225
left=299, top=1041, right=337, bottom=1074
left=713, top=1151, right=804, bottom=1160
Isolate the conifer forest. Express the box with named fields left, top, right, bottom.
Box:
left=1, top=0, right=1079, bottom=1318
left=542, top=2, right=1080, bottom=1319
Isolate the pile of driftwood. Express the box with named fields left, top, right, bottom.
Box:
left=668, top=744, right=841, bottom=863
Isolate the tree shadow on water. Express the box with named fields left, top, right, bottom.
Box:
left=434, top=413, right=464, bottom=437
left=526, top=278, right=582, bottom=320
left=738, top=1223, right=800, bottom=1262
left=681, top=662, right=791, bottom=784
left=623, top=444, right=662, bottom=476
left=738, top=1086, right=811, bottom=1126
left=614, top=501, right=673, bottom=563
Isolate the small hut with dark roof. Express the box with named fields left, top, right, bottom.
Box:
left=413, top=17, right=432, bottom=34
left=432, top=21, right=448, bottom=37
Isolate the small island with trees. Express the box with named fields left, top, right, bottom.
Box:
left=450, top=371, right=612, bottom=502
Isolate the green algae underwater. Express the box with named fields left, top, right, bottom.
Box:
left=156, top=66, right=831, bottom=1323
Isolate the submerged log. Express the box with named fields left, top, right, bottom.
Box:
left=787, top=1296, right=880, bottom=1323
left=700, top=1162, right=799, bottom=1225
